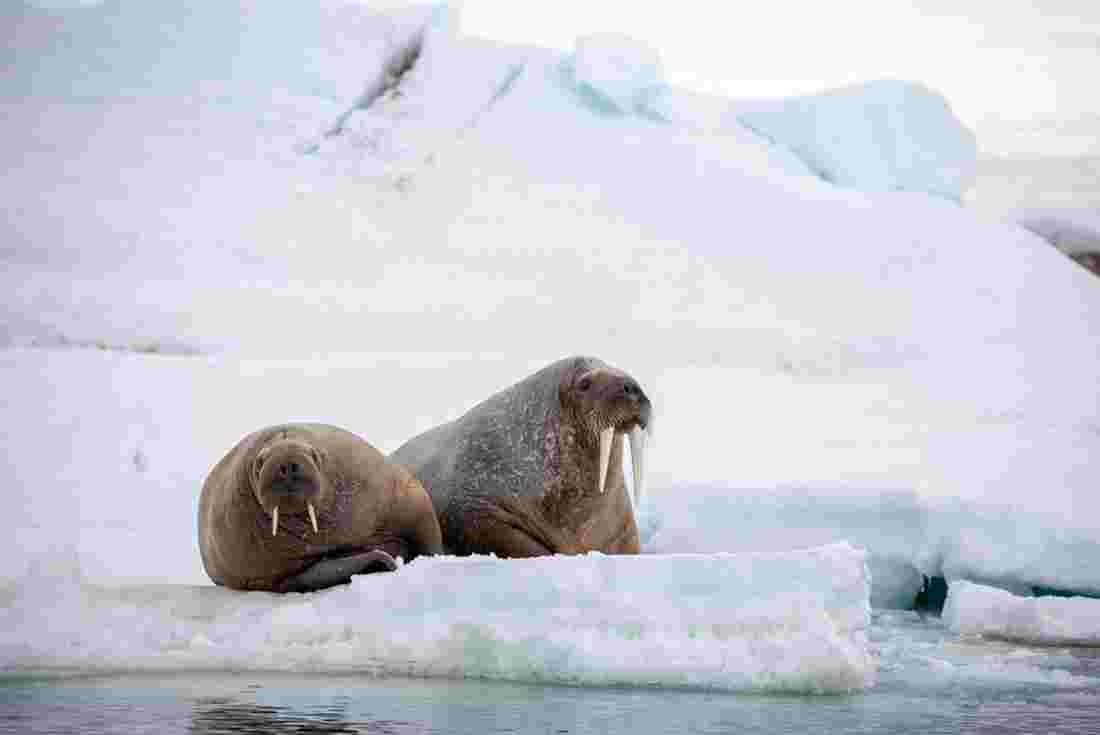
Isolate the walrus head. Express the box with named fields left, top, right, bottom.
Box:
left=251, top=436, right=331, bottom=537
left=563, top=360, right=652, bottom=508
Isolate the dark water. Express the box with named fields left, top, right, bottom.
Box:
left=3, top=669, right=1100, bottom=735
left=4, top=614, right=1100, bottom=735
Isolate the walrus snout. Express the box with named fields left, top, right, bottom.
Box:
left=571, top=366, right=652, bottom=506
left=621, top=378, right=643, bottom=400
left=606, top=376, right=652, bottom=432
left=254, top=441, right=328, bottom=536
left=275, top=460, right=304, bottom=480
left=259, top=453, right=320, bottom=502
left=622, top=385, right=652, bottom=432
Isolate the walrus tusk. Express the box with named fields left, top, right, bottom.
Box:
left=629, top=426, right=647, bottom=511
left=598, top=426, right=614, bottom=494
left=307, top=502, right=318, bottom=534
left=272, top=506, right=279, bottom=536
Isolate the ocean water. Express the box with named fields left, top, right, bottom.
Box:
left=4, top=613, right=1099, bottom=735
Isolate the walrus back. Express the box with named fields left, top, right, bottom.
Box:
left=389, top=420, right=465, bottom=514
left=389, top=359, right=577, bottom=517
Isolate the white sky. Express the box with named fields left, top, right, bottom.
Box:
left=460, top=1, right=1100, bottom=155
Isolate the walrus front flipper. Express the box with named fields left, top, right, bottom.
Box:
left=278, top=550, right=398, bottom=593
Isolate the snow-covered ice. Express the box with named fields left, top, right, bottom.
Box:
left=737, top=80, right=978, bottom=201
left=0, top=544, right=873, bottom=693
left=944, top=581, right=1100, bottom=646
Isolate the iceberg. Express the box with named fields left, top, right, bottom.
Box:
left=737, top=80, right=978, bottom=201
left=944, top=581, right=1100, bottom=646
left=0, top=544, right=874, bottom=693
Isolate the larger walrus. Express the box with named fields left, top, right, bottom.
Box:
left=390, top=356, right=652, bottom=557
left=199, top=423, right=442, bottom=592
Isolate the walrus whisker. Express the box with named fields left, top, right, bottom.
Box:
left=598, top=426, right=614, bottom=494
left=272, top=506, right=279, bottom=536
left=629, top=426, right=647, bottom=511
left=307, top=502, right=319, bottom=534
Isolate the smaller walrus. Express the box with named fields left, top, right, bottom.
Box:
left=199, top=424, right=442, bottom=592
left=390, top=356, right=652, bottom=558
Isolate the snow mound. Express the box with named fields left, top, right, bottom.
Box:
left=566, top=34, right=666, bottom=116
left=944, top=581, right=1100, bottom=646
left=1013, top=208, right=1100, bottom=255
left=0, top=544, right=874, bottom=693
left=737, top=80, right=977, bottom=201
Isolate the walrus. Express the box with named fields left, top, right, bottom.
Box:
left=198, top=423, right=443, bottom=592
left=390, top=356, right=652, bottom=557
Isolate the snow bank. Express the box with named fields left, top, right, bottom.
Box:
left=737, top=80, right=977, bottom=201
left=0, top=544, right=873, bottom=693
left=944, top=581, right=1100, bottom=646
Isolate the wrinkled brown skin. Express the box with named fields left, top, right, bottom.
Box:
left=198, top=424, right=442, bottom=592
left=390, top=356, right=652, bottom=558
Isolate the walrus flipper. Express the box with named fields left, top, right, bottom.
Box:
left=277, top=550, right=398, bottom=593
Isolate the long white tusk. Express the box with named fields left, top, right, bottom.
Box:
left=271, top=506, right=279, bottom=537
left=307, top=502, right=318, bottom=534
left=598, top=426, right=614, bottom=494
left=628, top=426, right=647, bottom=511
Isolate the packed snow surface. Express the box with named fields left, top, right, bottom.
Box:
left=944, top=581, right=1100, bottom=647
left=0, top=544, right=873, bottom=693
left=737, top=80, right=978, bottom=201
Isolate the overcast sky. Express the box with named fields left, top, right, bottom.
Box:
left=461, top=1, right=1100, bottom=155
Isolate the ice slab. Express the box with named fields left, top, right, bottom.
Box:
left=0, top=544, right=874, bottom=693
left=737, top=80, right=977, bottom=201
left=944, top=580, right=1100, bottom=646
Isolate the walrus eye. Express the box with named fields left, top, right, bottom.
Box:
left=578, top=376, right=592, bottom=392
